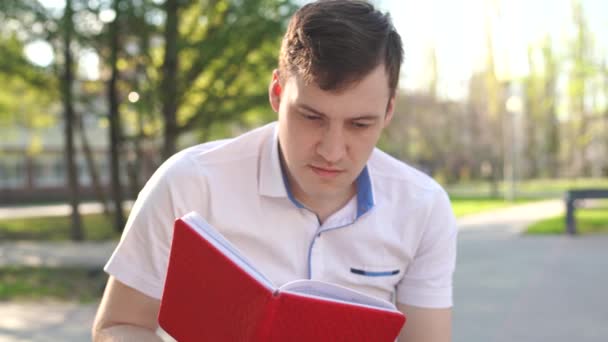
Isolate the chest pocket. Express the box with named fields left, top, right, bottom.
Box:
left=320, top=260, right=405, bottom=303
left=347, top=264, right=404, bottom=302
left=312, top=217, right=410, bottom=303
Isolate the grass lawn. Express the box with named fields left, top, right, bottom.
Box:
left=0, top=266, right=108, bottom=302
left=446, top=177, right=608, bottom=198
left=0, top=214, right=116, bottom=301
left=0, top=197, right=565, bottom=301
left=0, top=198, right=541, bottom=241
left=526, top=202, right=608, bottom=234
left=450, top=197, right=534, bottom=217
left=0, top=213, right=122, bottom=241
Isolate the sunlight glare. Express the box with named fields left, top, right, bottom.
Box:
left=24, top=41, right=54, bottom=67
left=38, top=0, right=66, bottom=9
left=99, top=9, right=117, bottom=23
left=78, top=50, right=100, bottom=80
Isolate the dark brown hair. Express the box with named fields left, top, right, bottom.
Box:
left=279, top=0, right=403, bottom=96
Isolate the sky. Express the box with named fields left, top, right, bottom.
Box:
left=379, top=0, right=608, bottom=98
left=25, top=0, right=608, bottom=100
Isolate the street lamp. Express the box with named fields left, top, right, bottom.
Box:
left=504, top=84, right=524, bottom=202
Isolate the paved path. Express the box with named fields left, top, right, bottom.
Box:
left=453, top=199, right=608, bottom=342
left=1, top=200, right=607, bottom=341
left=0, top=302, right=97, bottom=342
left=454, top=231, right=608, bottom=342
left=0, top=201, right=133, bottom=220
left=0, top=302, right=174, bottom=342
left=457, top=199, right=565, bottom=232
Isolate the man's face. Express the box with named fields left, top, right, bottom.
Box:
left=268, top=64, right=395, bottom=207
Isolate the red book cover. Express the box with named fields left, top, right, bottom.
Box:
left=158, top=212, right=406, bottom=341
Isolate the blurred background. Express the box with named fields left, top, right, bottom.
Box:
left=0, top=0, right=606, bottom=341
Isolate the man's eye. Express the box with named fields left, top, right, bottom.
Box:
left=302, top=113, right=321, bottom=121
left=352, top=121, right=371, bottom=128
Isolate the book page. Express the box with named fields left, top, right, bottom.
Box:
left=279, top=279, right=397, bottom=311
left=182, top=212, right=275, bottom=291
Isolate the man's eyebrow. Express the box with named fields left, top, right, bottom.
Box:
left=297, top=104, right=382, bottom=120
left=298, top=104, right=327, bottom=117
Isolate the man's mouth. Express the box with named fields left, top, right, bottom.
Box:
left=309, top=165, right=343, bottom=178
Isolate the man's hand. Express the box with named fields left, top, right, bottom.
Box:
left=397, top=303, right=452, bottom=342
left=92, top=276, right=163, bottom=341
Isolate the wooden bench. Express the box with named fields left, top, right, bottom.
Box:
left=565, top=189, right=608, bottom=235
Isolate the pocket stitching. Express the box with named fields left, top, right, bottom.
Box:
left=350, top=267, right=400, bottom=277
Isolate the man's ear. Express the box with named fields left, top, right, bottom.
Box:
left=268, top=69, right=282, bottom=112
left=383, top=96, right=396, bottom=127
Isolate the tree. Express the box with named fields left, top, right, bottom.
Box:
left=107, top=0, right=126, bottom=231
left=1, top=0, right=87, bottom=239
left=0, top=35, right=56, bottom=128
left=61, top=0, right=84, bottom=240
left=466, top=3, right=505, bottom=197
left=568, top=0, right=596, bottom=177
left=522, top=45, right=543, bottom=179
left=540, top=38, right=560, bottom=178
left=157, top=0, right=296, bottom=160
left=604, top=58, right=608, bottom=176
left=160, top=0, right=179, bottom=160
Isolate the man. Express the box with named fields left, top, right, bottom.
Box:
left=92, top=1, right=457, bottom=341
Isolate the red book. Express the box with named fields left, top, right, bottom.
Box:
left=158, top=212, right=406, bottom=342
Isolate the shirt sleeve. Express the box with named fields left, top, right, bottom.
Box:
left=104, top=152, right=207, bottom=299
left=396, top=188, right=458, bottom=309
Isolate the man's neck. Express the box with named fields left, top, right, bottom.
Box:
left=294, top=186, right=356, bottom=224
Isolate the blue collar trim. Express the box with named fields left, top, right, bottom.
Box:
left=281, top=167, right=306, bottom=209
left=280, top=163, right=375, bottom=219
left=355, top=166, right=374, bottom=219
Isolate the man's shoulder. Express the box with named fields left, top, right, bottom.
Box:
left=149, top=122, right=275, bottom=185
left=369, top=148, right=444, bottom=194
left=176, top=122, right=276, bottom=167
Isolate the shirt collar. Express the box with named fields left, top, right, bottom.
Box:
left=258, top=123, right=376, bottom=219
left=258, top=123, right=288, bottom=198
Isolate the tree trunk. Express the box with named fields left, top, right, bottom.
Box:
left=108, top=0, right=125, bottom=232
left=129, top=108, right=145, bottom=197
left=542, top=41, right=560, bottom=178
left=78, top=113, right=110, bottom=216
left=604, top=66, right=608, bottom=176
left=546, top=110, right=560, bottom=178
left=62, top=0, right=83, bottom=241
left=161, top=0, right=179, bottom=161
left=522, top=104, right=537, bottom=179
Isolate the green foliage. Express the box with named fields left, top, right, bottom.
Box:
left=0, top=266, right=107, bottom=302
left=0, top=35, right=57, bottom=132
left=0, top=73, right=56, bottom=126
left=0, top=34, right=53, bottom=89
left=522, top=37, right=561, bottom=178
left=80, top=0, right=298, bottom=153
left=173, top=0, right=296, bottom=137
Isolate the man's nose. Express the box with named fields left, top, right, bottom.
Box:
left=316, top=125, right=346, bottom=164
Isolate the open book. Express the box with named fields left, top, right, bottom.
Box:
left=158, top=211, right=406, bottom=342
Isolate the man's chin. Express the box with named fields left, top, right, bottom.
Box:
left=304, top=186, right=353, bottom=201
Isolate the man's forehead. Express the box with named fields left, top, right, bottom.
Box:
left=295, top=102, right=384, bottom=120
left=288, top=87, right=389, bottom=120
left=283, top=64, right=390, bottom=94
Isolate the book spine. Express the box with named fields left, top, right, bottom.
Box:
left=253, top=291, right=280, bottom=341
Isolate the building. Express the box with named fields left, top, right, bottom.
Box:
left=0, top=110, right=159, bottom=205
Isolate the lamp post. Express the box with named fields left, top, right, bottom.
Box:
left=504, top=83, right=524, bottom=202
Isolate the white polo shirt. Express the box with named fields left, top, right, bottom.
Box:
left=104, top=122, right=457, bottom=309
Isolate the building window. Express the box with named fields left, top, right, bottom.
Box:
left=0, top=155, right=26, bottom=189
left=33, top=154, right=65, bottom=188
